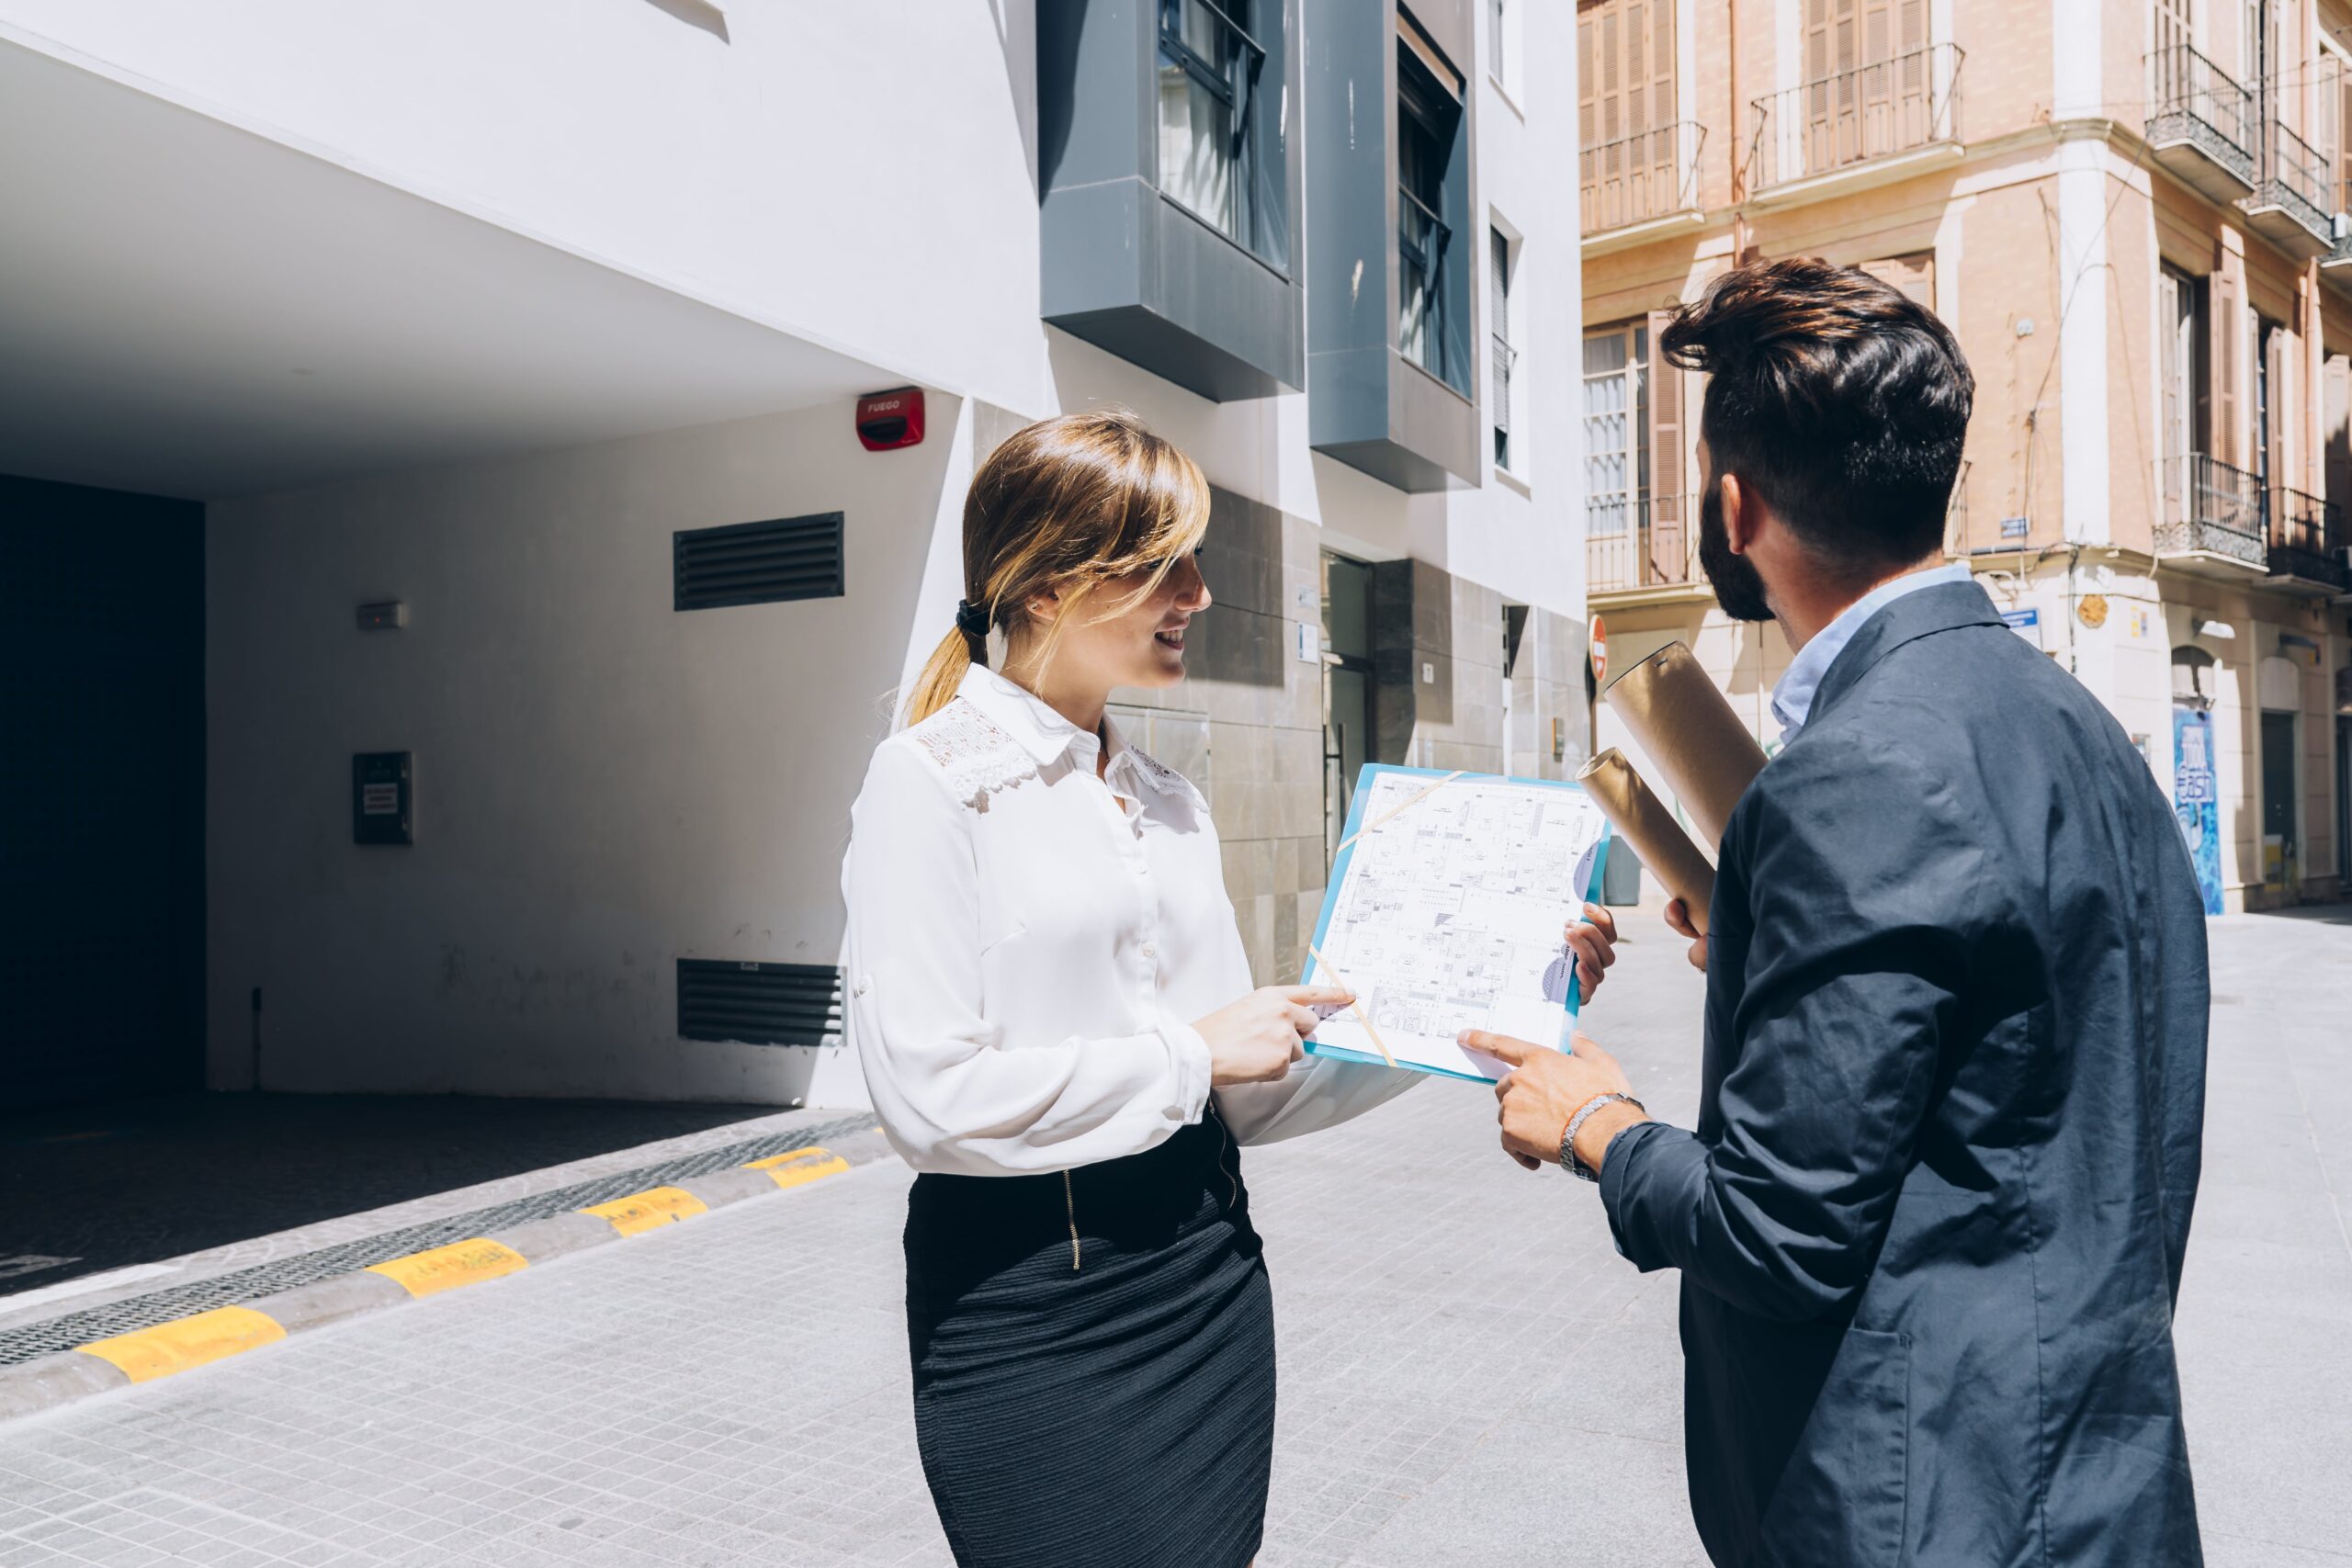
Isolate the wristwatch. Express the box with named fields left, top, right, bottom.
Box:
left=1561, top=1092, right=1645, bottom=1182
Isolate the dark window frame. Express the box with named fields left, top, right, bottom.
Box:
left=1157, top=0, right=1283, bottom=266
left=1397, top=39, right=1468, bottom=393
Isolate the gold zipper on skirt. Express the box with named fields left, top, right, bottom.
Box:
left=1062, top=1170, right=1081, bottom=1271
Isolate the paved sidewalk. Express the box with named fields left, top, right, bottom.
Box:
left=1, top=910, right=2346, bottom=1565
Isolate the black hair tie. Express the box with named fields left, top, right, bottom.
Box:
left=954, top=599, right=991, bottom=640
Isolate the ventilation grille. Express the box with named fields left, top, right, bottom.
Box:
left=674, top=513, right=844, bottom=611
left=677, top=959, right=843, bottom=1046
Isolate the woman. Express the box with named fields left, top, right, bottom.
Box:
left=841, top=411, right=1613, bottom=1567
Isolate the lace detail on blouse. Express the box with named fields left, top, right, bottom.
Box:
left=1124, top=745, right=1207, bottom=811
left=912, top=698, right=1038, bottom=808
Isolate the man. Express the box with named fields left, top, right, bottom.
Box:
left=1472, top=258, right=2209, bottom=1566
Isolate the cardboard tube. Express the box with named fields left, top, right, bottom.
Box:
left=1576, top=750, right=1715, bottom=936
left=1601, top=641, right=1768, bottom=851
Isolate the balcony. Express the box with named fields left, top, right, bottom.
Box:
left=1581, top=121, right=1706, bottom=254
left=1587, top=495, right=1701, bottom=601
left=2321, top=177, right=2352, bottom=288
left=2144, top=46, right=2256, bottom=203
left=1744, top=45, right=1962, bottom=204
left=2243, top=116, right=2335, bottom=257
left=2265, top=485, right=2350, bottom=593
left=2154, top=454, right=2267, bottom=577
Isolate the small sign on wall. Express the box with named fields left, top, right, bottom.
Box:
left=354, top=752, right=413, bottom=845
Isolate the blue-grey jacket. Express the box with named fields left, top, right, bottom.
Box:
left=1602, top=581, right=2210, bottom=1567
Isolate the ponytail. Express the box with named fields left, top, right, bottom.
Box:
left=906, top=610, right=987, bottom=726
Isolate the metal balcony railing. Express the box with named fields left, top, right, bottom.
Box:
left=2250, top=113, right=2334, bottom=243
left=2154, top=454, right=2267, bottom=567
left=1581, top=120, right=1707, bottom=235
left=1745, top=44, right=1962, bottom=192
left=2268, top=484, right=2349, bottom=588
left=2324, top=175, right=2352, bottom=267
left=2144, top=44, right=2256, bottom=187
left=1586, top=495, right=1694, bottom=595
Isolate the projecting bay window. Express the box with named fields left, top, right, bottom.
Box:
left=1398, top=24, right=1470, bottom=394
left=1158, top=0, right=1283, bottom=264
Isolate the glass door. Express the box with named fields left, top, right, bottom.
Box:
left=1320, top=552, right=1375, bottom=863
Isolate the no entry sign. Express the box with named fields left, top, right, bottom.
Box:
left=1589, top=615, right=1608, bottom=684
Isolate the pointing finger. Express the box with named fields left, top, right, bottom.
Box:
left=1458, top=1030, right=1533, bottom=1066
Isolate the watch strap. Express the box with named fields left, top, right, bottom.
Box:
left=1562, top=1092, right=1645, bottom=1182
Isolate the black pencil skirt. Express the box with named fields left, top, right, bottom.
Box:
left=903, top=1108, right=1274, bottom=1568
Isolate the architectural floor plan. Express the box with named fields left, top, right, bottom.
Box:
left=1306, top=767, right=1610, bottom=1082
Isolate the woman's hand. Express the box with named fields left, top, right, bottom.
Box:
left=1664, top=897, right=1708, bottom=973
left=1566, top=902, right=1620, bottom=1003
left=1196, top=986, right=1351, bottom=1087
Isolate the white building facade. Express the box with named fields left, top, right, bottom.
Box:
left=0, top=0, right=1584, bottom=1111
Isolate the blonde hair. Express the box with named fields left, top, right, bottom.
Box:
left=906, top=410, right=1212, bottom=726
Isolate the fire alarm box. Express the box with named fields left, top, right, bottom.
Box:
left=354, top=751, right=413, bottom=845
left=856, top=387, right=924, bottom=451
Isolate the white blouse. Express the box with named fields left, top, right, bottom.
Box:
left=841, top=664, right=1419, bottom=1176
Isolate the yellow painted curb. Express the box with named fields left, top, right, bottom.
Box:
left=366, top=1238, right=529, bottom=1298
left=743, top=1145, right=828, bottom=1170
left=80, top=1306, right=287, bottom=1383
left=582, top=1185, right=709, bottom=1236
left=749, top=1147, right=852, bottom=1190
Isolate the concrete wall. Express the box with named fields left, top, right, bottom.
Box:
left=205, top=398, right=966, bottom=1102
left=0, top=0, right=1050, bottom=416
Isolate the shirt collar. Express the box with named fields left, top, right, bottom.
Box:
left=1771, top=562, right=1973, bottom=741
left=956, top=664, right=1107, bottom=770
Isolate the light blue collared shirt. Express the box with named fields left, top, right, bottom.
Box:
left=1770, top=563, right=1973, bottom=742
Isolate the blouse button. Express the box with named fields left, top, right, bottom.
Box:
left=1140, top=942, right=1157, bottom=960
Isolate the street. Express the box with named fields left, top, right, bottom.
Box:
left=4, top=908, right=2346, bottom=1567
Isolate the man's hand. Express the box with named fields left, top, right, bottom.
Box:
left=1462, top=1030, right=1646, bottom=1173
left=1566, top=902, right=1620, bottom=1003
left=1664, top=897, right=1709, bottom=973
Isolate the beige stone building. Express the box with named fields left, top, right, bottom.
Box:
left=1579, top=0, right=2352, bottom=912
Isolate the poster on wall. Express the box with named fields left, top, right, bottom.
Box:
left=2172, top=707, right=2224, bottom=916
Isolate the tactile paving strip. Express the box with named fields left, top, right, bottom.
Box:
left=0, top=1113, right=880, bottom=1365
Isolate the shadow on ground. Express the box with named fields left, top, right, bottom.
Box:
left=0, top=1092, right=786, bottom=1296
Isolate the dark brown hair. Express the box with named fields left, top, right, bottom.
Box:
left=906, top=410, right=1210, bottom=724
left=1660, top=257, right=1973, bottom=575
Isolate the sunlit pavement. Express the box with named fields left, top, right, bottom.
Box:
left=3, top=908, right=2346, bottom=1566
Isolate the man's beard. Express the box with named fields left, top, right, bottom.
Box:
left=1697, top=483, right=1773, bottom=623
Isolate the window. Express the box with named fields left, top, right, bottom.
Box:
left=1583, top=324, right=1647, bottom=538
left=1158, top=0, right=1276, bottom=261
left=1491, top=227, right=1516, bottom=469
left=1398, top=29, right=1465, bottom=389
left=1584, top=317, right=1689, bottom=590
left=1320, top=552, right=1376, bottom=863
left=1491, top=0, right=1507, bottom=83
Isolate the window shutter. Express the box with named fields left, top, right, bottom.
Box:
left=2212, top=276, right=2239, bottom=467
left=1860, top=253, right=1935, bottom=311
left=2326, top=354, right=2352, bottom=513
left=2158, top=270, right=2183, bottom=467
left=2265, top=320, right=2288, bottom=493
left=2154, top=0, right=2189, bottom=60
left=1646, top=310, right=1685, bottom=580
